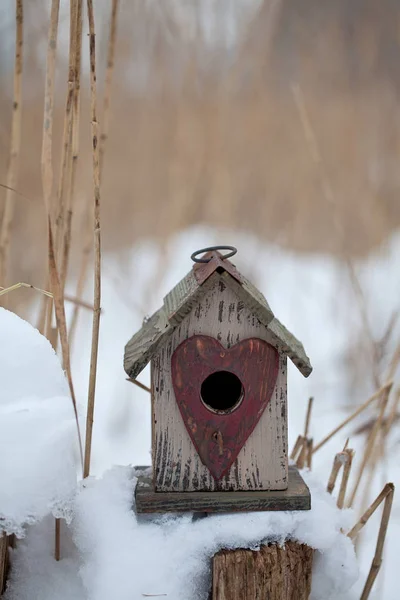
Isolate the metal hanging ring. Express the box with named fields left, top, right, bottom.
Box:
left=191, top=246, right=237, bottom=264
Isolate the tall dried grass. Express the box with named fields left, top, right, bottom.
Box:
left=2, top=1, right=400, bottom=302
left=69, top=0, right=118, bottom=345
left=83, top=0, right=102, bottom=479
left=0, top=0, right=23, bottom=290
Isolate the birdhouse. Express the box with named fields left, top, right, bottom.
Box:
left=124, top=247, right=312, bottom=513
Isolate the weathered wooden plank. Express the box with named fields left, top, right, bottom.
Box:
left=267, top=317, right=312, bottom=378
left=163, top=270, right=218, bottom=326
left=221, top=271, right=275, bottom=329
left=124, top=307, right=172, bottom=379
left=153, top=277, right=288, bottom=492
left=212, top=540, right=313, bottom=600
left=135, top=466, right=311, bottom=513
left=163, top=270, right=200, bottom=326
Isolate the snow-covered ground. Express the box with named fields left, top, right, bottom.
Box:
left=1, top=226, right=399, bottom=598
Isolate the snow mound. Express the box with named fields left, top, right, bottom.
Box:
left=75, top=468, right=358, bottom=600
left=0, top=308, right=69, bottom=404
left=0, top=308, right=78, bottom=536
left=5, top=466, right=359, bottom=600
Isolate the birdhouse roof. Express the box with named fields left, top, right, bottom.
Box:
left=124, top=251, right=312, bottom=379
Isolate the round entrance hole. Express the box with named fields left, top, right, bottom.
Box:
left=200, top=371, right=244, bottom=414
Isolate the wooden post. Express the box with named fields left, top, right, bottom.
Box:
left=0, top=533, right=10, bottom=596
left=212, top=541, right=313, bottom=600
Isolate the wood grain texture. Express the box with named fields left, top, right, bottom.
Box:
left=152, top=275, right=288, bottom=492
left=221, top=271, right=275, bottom=328
left=267, top=317, right=312, bottom=377
left=163, top=270, right=200, bottom=326
left=135, top=466, right=310, bottom=513
left=212, top=541, right=313, bottom=600
left=0, top=533, right=10, bottom=595
left=172, top=335, right=279, bottom=480
left=124, top=307, right=172, bottom=379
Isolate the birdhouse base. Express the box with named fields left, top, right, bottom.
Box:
left=134, top=465, right=310, bottom=514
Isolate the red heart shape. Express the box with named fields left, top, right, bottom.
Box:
left=171, top=335, right=279, bottom=480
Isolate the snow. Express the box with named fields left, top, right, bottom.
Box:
left=0, top=308, right=78, bottom=537
left=5, top=467, right=358, bottom=600
left=2, top=226, right=400, bottom=598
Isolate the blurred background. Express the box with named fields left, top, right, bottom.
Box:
left=1, top=1, right=400, bottom=598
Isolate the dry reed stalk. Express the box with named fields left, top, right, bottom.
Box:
left=304, top=396, right=313, bottom=438
left=64, top=294, right=96, bottom=311
left=347, top=384, right=392, bottom=507
left=0, top=0, right=23, bottom=289
left=359, top=484, right=395, bottom=600
left=289, top=434, right=303, bottom=461
left=83, top=0, right=102, bottom=479
left=45, top=0, right=80, bottom=375
left=0, top=183, right=29, bottom=199
left=337, top=449, right=354, bottom=509
left=54, top=518, right=61, bottom=561
left=0, top=283, right=96, bottom=313
left=348, top=482, right=395, bottom=541
left=296, top=437, right=308, bottom=469
left=306, top=438, right=313, bottom=469
left=327, top=453, right=344, bottom=495
left=312, top=380, right=393, bottom=454
left=42, top=0, right=78, bottom=372
left=41, top=0, right=59, bottom=215
left=327, top=448, right=354, bottom=508
left=38, top=0, right=60, bottom=335
left=53, top=0, right=78, bottom=261
left=0, top=282, right=52, bottom=298
left=293, top=396, right=314, bottom=468
left=49, top=326, right=58, bottom=352
left=348, top=480, right=395, bottom=589
left=358, top=441, right=382, bottom=524
left=60, top=0, right=82, bottom=290
left=44, top=291, right=55, bottom=340
left=68, top=222, right=91, bottom=342
left=69, top=0, right=119, bottom=345
left=126, top=378, right=151, bottom=394
left=48, top=323, right=61, bottom=560
left=290, top=397, right=315, bottom=464
left=48, top=219, right=83, bottom=468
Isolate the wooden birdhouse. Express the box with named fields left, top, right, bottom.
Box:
left=124, top=247, right=313, bottom=513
